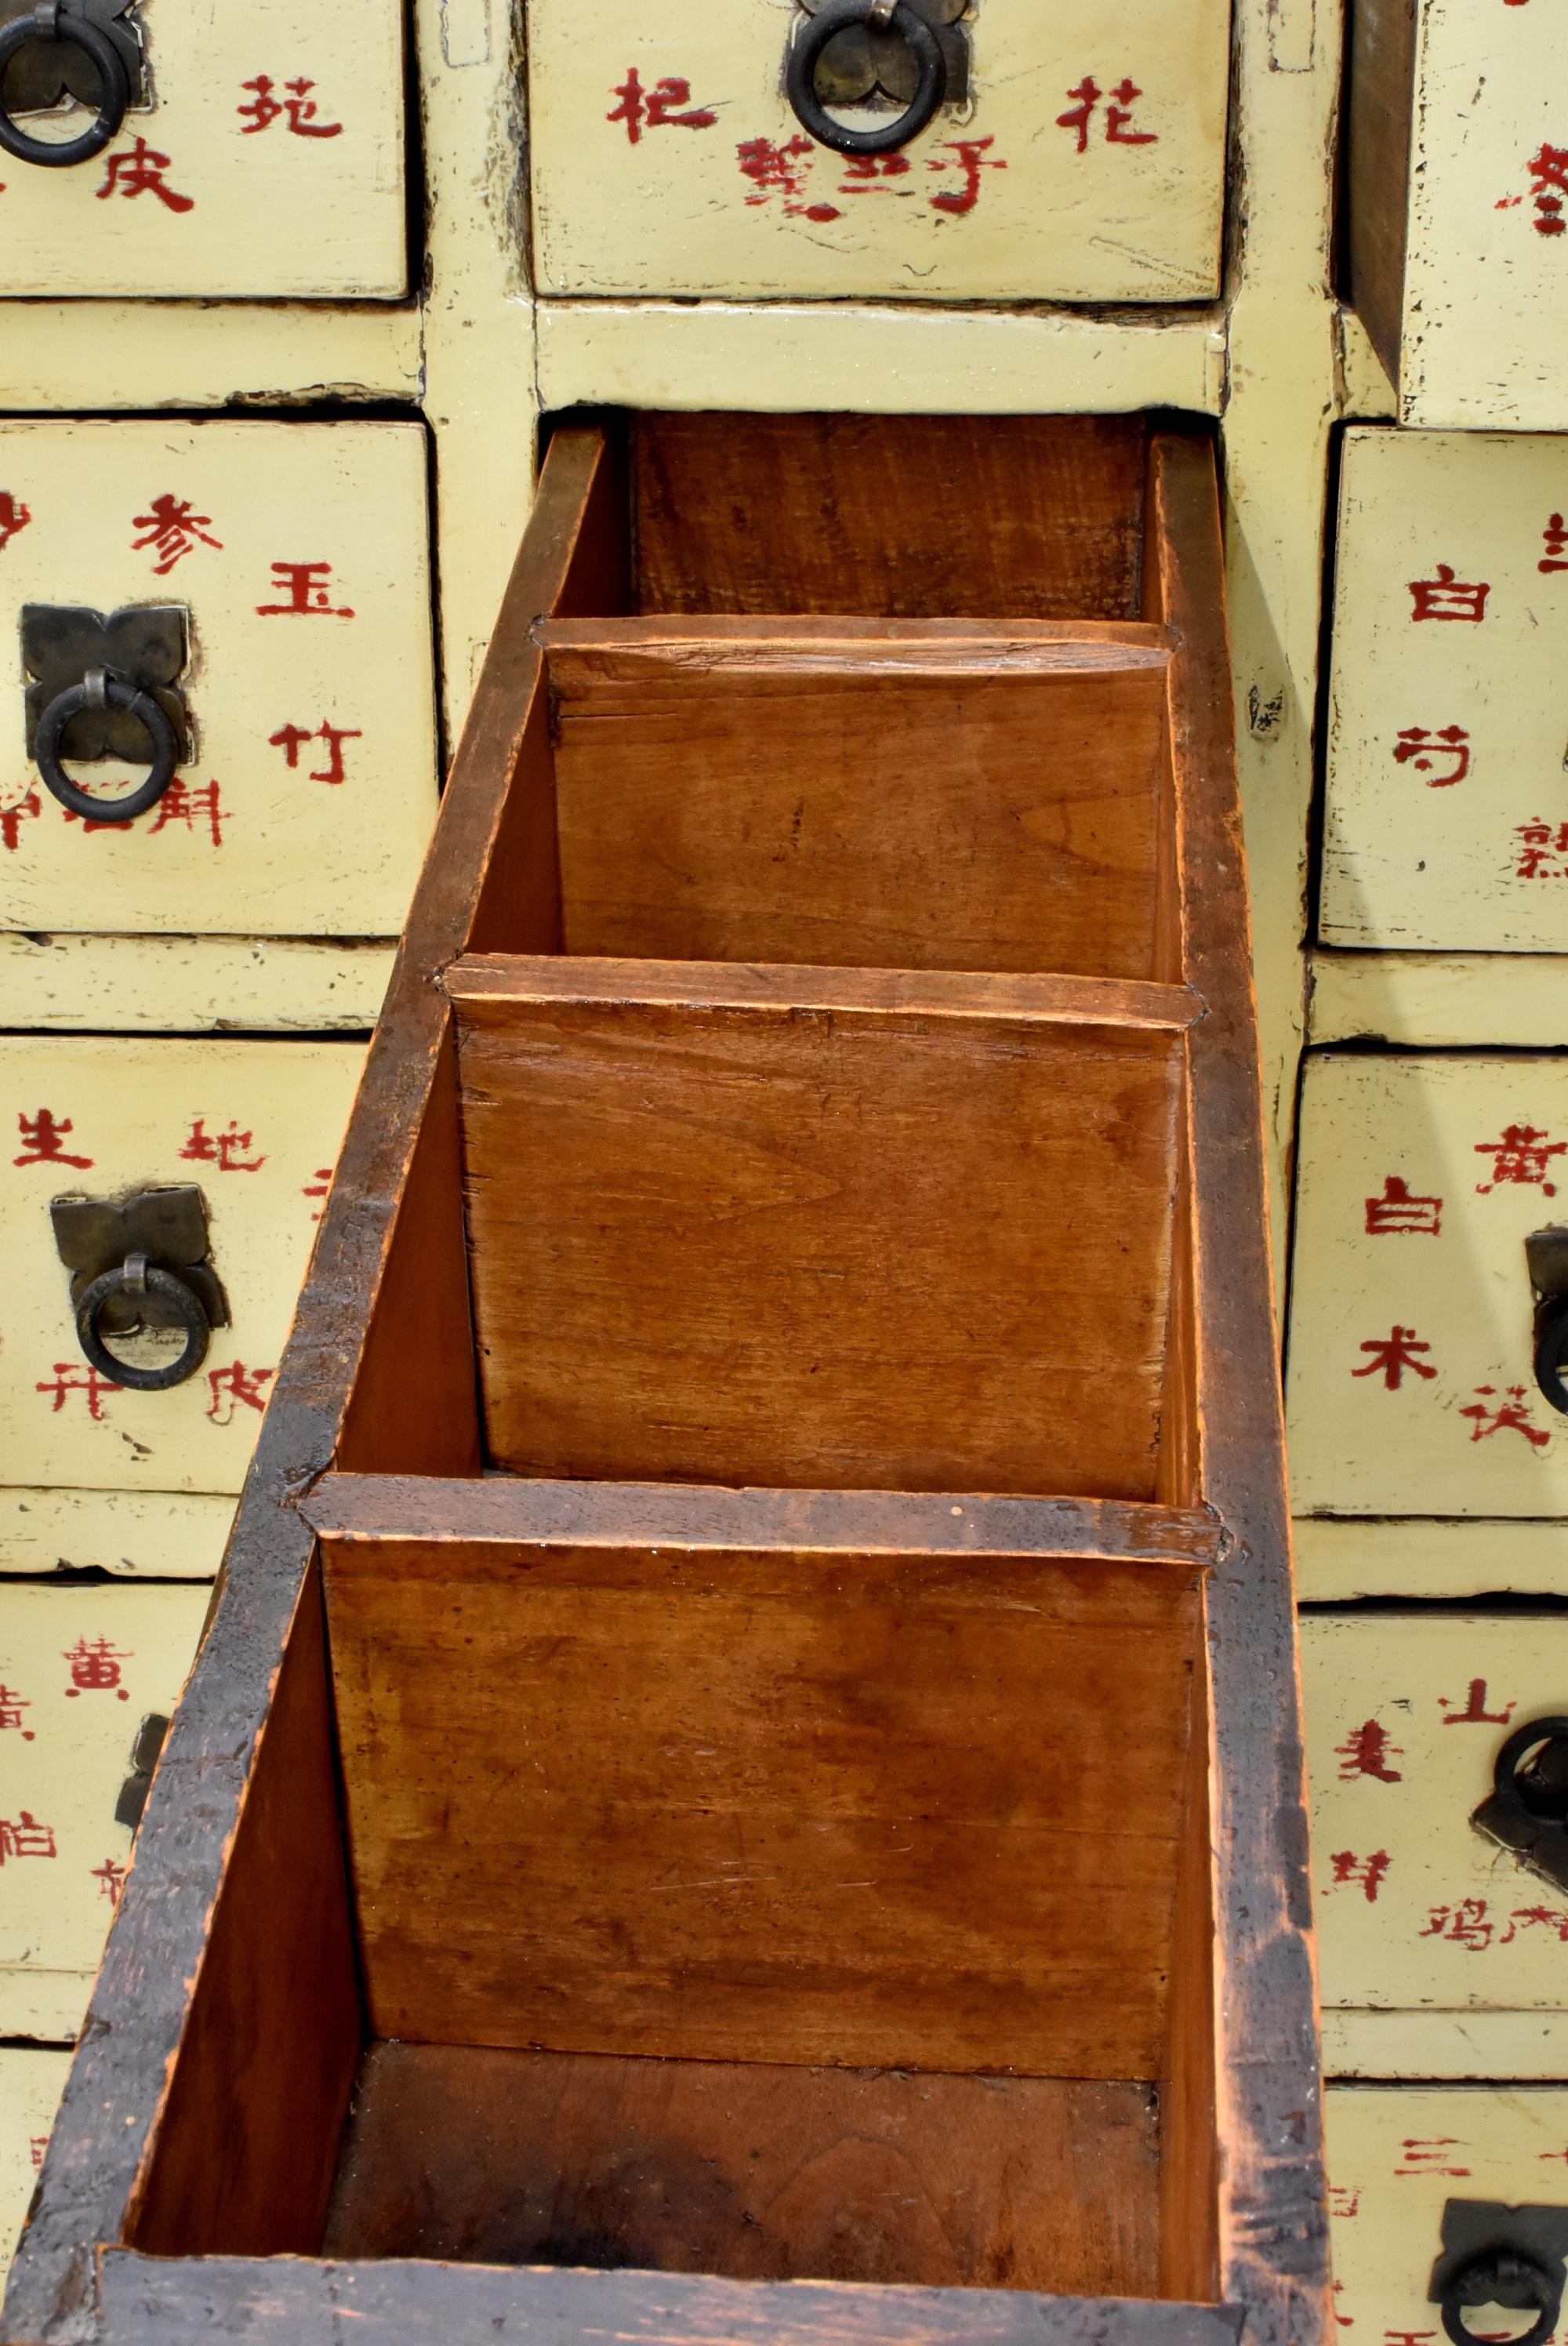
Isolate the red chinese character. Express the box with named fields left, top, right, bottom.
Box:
left=1440, top=1676, right=1517, bottom=1725
left=205, top=1362, right=274, bottom=1423
left=1475, top=1122, right=1566, bottom=1193
left=1336, top=1720, right=1405, bottom=1782
left=130, top=493, right=222, bottom=577
left=1, top=790, right=41, bottom=851
left=13, top=1109, right=93, bottom=1168
left=1408, top=565, right=1491, bottom=623
left=90, top=1856, right=127, bottom=1908
left=928, top=136, right=1006, bottom=216
left=1527, top=142, right=1568, bottom=235
left=64, top=1637, right=129, bottom=1699
left=1501, top=1905, right=1568, bottom=1945
left=0, top=1812, right=57, bottom=1862
left=1461, top=1384, right=1552, bottom=1448
left=1364, top=1175, right=1443, bottom=1237
left=1056, top=74, right=1102, bottom=151
left=147, top=778, right=224, bottom=848
left=237, top=74, right=284, bottom=132
left=303, top=1166, right=332, bottom=1222
left=96, top=138, right=194, bottom=214
left=279, top=77, right=343, bottom=137
left=28, top=2139, right=47, bottom=2171
left=1105, top=77, right=1159, bottom=144
left=1330, top=1849, right=1391, bottom=1903
left=839, top=154, right=913, bottom=194
left=736, top=134, right=840, bottom=221
left=608, top=67, right=716, bottom=141
left=1395, top=2140, right=1472, bottom=2178
left=35, top=1364, right=118, bottom=1421
left=1515, top=817, right=1568, bottom=880
left=1333, top=2281, right=1354, bottom=2330
left=1392, top=724, right=1471, bottom=787
left=0, top=1686, right=34, bottom=1741
left=1352, top=1325, right=1437, bottom=1392
left=1421, top=1898, right=1494, bottom=1949
left=179, top=1117, right=265, bottom=1174
left=1383, top=2334, right=1438, bottom=2344
left=1541, top=515, right=1568, bottom=573
left=268, top=720, right=361, bottom=784
left=256, top=561, right=354, bottom=618
left=0, top=492, right=31, bottom=550
left=1327, top=2187, right=1361, bottom=2219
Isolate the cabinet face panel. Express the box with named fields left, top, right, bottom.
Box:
left=1326, top=2086, right=1568, bottom=2338
left=0, top=422, right=437, bottom=941
left=528, top=0, right=1229, bottom=303
left=0, top=1037, right=365, bottom=1498
left=1305, top=1615, right=1568, bottom=2018
left=1323, top=430, right=1568, bottom=953
left=0, top=1584, right=208, bottom=2039
left=0, top=2050, right=70, bottom=2267
left=1289, top=1053, right=1568, bottom=1517
left=0, top=0, right=407, bottom=299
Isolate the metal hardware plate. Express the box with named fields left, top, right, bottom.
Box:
left=0, top=0, right=142, bottom=112
left=21, top=601, right=190, bottom=765
left=798, top=0, right=969, bottom=106
left=49, top=1185, right=229, bottom=1335
left=1430, top=2201, right=1568, bottom=2317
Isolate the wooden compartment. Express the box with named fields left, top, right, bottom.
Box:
left=3, top=419, right=1328, bottom=2346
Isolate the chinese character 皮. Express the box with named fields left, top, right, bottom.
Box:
left=1421, top=1898, right=1494, bottom=1951
left=0, top=1812, right=56, bottom=1863
left=928, top=136, right=1006, bottom=216
left=96, top=138, right=194, bottom=213
left=64, top=1637, right=129, bottom=1699
left=735, top=135, right=840, bottom=223
left=91, top=1856, right=127, bottom=1908
left=205, top=1362, right=274, bottom=1424
left=1461, top=1385, right=1552, bottom=1448
left=238, top=75, right=344, bottom=138
left=147, top=778, right=224, bottom=848
left=1364, top=1175, right=1443, bottom=1237
left=1408, top=565, right=1491, bottom=623
left=1335, top=1720, right=1405, bottom=1783
left=13, top=1109, right=93, bottom=1169
left=131, top=494, right=222, bottom=578
left=1055, top=74, right=1159, bottom=151
left=1515, top=817, right=1568, bottom=880
left=0, top=492, right=30, bottom=551
left=180, top=1117, right=265, bottom=1174
left=1541, top=515, right=1568, bottom=573
left=35, top=1364, right=118, bottom=1421
left=1439, top=1676, right=1516, bottom=1726
left=1330, top=1849, right=1391, bottom=1903
left=1, top=790, right=41, bottom=852
left=268, top=721, right=361, bottom=785
left=0, top=1686, right=34, bottom=1741
left=1475, top=1122, right=1566, bottom=1193
left=1393, top=724, right=1471, bottom=788
left=607, top=67, right=716, bottom=143
left=1527, top=142, right=1568, bottom=235
left=1352, top=1325, right=1437, bottom=1392
left=256, top=561, right=355, bottom=618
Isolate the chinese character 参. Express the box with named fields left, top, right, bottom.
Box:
left=256, top=561, right=354, bottom=618
left=0, top=1813, right=56, bottom=1863
left=1336, top=1720, right=1405, bottom=1783
left=268, top=721, right=361, bottom=784
left=736, top=135, right=839, bottom=222
left=928, top=136, right=1006, bottom=215
left=1393, top=724, right=1471, bottom=787
left=607, top=67, right=716, bottom=143
left=96, top=139, right=194, bottom=213
left=1352, top=1325, right=1437, bottom=1391
left=1330, top=1850, right=1391, bottom=1903
left=91, top=1857, right=127, bottom=1908
left=1056, top=74, right=1159, bottom=151
left=1364, top=1175, right=1443, bottom=1237
left=1440, top=1677, right=1516, bottom=1725
left=0, top=492, right=30, bottom=551
left=205, top=1362, right=274, bottom=1423
left=131, top=493, right=223, bottom=577
left=1475, top=1122, right=1566, bottom=1193
left=180, top=1117, right=265, bottom=1174
left=238, top=75, right=344, bottom=137
left=1408, top=565, right=1491, bottom=623
left=64, top=1638, right=129, bottom=1698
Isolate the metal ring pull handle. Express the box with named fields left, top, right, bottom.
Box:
left=1537, top=1292, right=1568, bottom=1415
left=1491, top=1715, right=1568, bottom=1827
left=34, top=668, right=179, bottom=823
left=0, top=4, right=129, bottom=168
left=1439, top=2250, right=1561, bottom=2346
left=787, top=0, right=946, bottom=156
left=75, top=1252, right=210, bottom=1393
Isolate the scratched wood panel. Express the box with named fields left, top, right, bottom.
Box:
left=0, top=1037, right=365, bottom=1498
left=1324, top=2086, right=1568, bottom=2335
left=449, top=963, right=1185, bottom=1497
left=0, top=2050, right=71, bottom=2271
left=528, top=0, right=1229, bottom=302
left=0, top=2, right=405, bottom=298
left=1287, top=1053, right=1568, bottom=1516
left=0, top=421, right=437, bottom=939
left=1323, top=431, right=1568, bottom=953
left=1303, top=1614, right=1568, bottom=2028
left=546, top=624, right=1173, bottom=979
left=0, top=1584, right=208, bottom=2041
left=321, top=2042, right=1161, bottom=2294
left=322, top=1528, right=1201, bottom=2075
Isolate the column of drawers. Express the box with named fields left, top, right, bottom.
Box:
left=0, top=0, right=434, bottom=2254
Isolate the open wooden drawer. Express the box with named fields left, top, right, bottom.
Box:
left=2, top=418, right=1328, bottom=2346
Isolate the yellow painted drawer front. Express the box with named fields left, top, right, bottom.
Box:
left=1289, top=1054, right=1568, bottom=1517
left=527, top=1, right=1229, bottom=303
left=0, top=1584, right=207, bottom=2039
left=0, top=421, right=437, bottom=940
left=1327, top=2087, right=1568, bottom=2337
left=0, top=1037, right=365, bottom=1498
left=1305, top=1615, right=1568, bottom=2022
left=1323, top=430, right=1568, bottom=953
left=0, top=2, right=406, bottom=299
left=0, top=2051, right=69, bottom=2268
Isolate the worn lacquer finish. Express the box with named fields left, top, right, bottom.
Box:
left=1323, top=430, right=1568, bottom=953
left=0, top=421, right=437, bottom=939
left=1289, top=1053, right=1568, bottom=1515
left=0, top=1487, right=233, bottom=1580
left=0, top=1037, right=364, bottom=1498
left=1295, top=1516, right=1568, bottom=1604
left=528, top=0, right=1229, bottom=302
left=0, top=2054, right=69, bottom=2269
left=0, top=0, right=407, bottom=299
left=0, top=1584, right=207, bottom=2038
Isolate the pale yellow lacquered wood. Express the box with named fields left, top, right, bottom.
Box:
left=0, top=1037, right=365, bottom=1498
left=0, top=1583, right=209, bottom=2039
left=528, top=0, right=1229, bottom=303
left=0, top=0, right=407, bottom=299
left=0, top=935, right=390, bottom=1035
left=0, top=307, right=421, bottom=414
left=0, top=421, right=437, bottom=941
left=1311, top=952, right=1568, bottom=1051
left=0, top=1488, right=232, bottom=1581
left=1295, top=1517, right=1568, bottom=1603
left=0, top=2053, right=71, bottom=2264
left=1325, top=2007, right=1568, bottom=2080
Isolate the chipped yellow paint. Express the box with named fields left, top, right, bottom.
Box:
left=0, top=935, right=391, bottom=1036
left=0, top=1487, right=232, bottom=1581
left=1324, top=430, right=1568, bottom=953
left=1295, top=1516, right=1568, bottom=1604
left=0, top=421, right=437, bottom=940
left=1325, top=2007, right=1568, bottom=2082
left=1311, top=951, right=1568, bottom=1052
left=0, top=1583, right=209, bottom=2039
left=0, top=1037, right=365, bottom=1498
left=0, top=304, right=420, bottom=414
left=0, top=0, right=408, bottom=299
left=528, top=0, right=1229, bottom=303
left=0, top=2051, right=70, bottom=2264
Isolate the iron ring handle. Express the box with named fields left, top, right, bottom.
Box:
left=1490, top=1713, right=1568, bottom=1826
left=75, top=1254, right=210, bottom=1393
left=787, top=0, right=946, bottom=157
left=0, top=5, right=129, bottom=169
left=34, top=669, right=179, bottom=823
left=1439, top=2250, right=1560, bottom=2346
left=1536, top=1291, right=1568, bottom=1415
